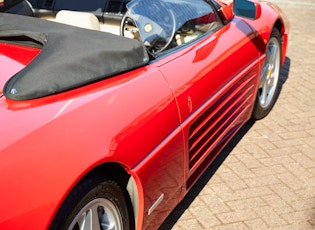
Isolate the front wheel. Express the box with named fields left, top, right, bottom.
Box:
left=50, top=178, right=134, bottom=230
left=252, top=28, right=282, bottom=120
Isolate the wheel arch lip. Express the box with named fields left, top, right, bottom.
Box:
left=267, top=1, right=290, bottom=65
left=47, top=161, right=145, bottom=230
left=262, top=2, right=290, bottom=65
left=239, top=1, right=289, bottom=64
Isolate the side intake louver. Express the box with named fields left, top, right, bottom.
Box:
left=188, top=72, right=257, bottom=170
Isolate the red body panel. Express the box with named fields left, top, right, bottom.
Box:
left=0, top=0, right=289, bottom=229
left=0, top=66, right=181, bottom=228
left=0, top=43, right=40, bottom=89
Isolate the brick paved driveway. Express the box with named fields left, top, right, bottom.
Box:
left=161, top=0, right=315, bottom=229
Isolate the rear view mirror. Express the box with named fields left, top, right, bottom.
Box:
left=233, top=0, right=261, bottom=20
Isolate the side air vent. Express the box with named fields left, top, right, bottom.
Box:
left=188, top=72, right=257, bottom=170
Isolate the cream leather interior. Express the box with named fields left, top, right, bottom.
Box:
left=55, top=10, right=101, bottom=30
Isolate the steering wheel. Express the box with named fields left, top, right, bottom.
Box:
left=120, top=10, right=176, bottom=55
left=120, top=12, right=141, bottom=41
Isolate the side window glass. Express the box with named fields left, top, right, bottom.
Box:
left=175, top=10, right=221, bottom=46
left=126, top=0, right=222, bottom=54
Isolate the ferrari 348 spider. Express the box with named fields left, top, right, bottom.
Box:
left=0, top=0, right=289, bottom=229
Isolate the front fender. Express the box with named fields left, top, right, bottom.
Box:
left=237, top=1, right=289, bottom=64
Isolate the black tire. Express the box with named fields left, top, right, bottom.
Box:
left=252, top=28, right=282, bottom=120
left=49, top=178, right=134, bottom=230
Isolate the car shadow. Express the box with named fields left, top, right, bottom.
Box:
left=159, top=57, right=291, bottom=229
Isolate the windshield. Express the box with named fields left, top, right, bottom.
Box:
left=126, top=0, right=213, bottom=47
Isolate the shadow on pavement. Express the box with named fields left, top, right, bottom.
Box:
left=159, top=56, right=291, bottom=229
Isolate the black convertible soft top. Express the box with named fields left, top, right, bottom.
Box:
left=0, top=13, right=149, bottom=100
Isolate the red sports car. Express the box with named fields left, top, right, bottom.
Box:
left=0, top=0, right=289, bottom=229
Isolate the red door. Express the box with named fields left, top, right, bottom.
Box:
left=158, top=16, right=263, bottom=190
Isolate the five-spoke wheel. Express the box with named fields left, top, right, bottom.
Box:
left=49, top=179, right=134, bottom=230
left=252, top=28, right=282, bottom=120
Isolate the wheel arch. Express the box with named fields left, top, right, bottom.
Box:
left=274, top=18, right=284, bottom=35
left=50, top=162, right=142, bottom=230
left=82, top=162, right=141, bottom=229
left=273, top=18, right=288, bottom=65
left=255, top=18, right=286, bottom=65
left=251, top=2, right=289, bottom=64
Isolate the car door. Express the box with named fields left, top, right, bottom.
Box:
left=156, top=2, right=263, bottom=190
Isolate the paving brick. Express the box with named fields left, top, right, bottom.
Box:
left=273, top=222, right=314, bottom=230
left=269, top=184, right=301, bottom=203
left=291, top=153, right=315, bottom=169
left=199, top=194, right=231, bottom=214
left=262, top=194, right=294, bottom=214
left=212, top=222, right=249, bottom=230
left=251, top=165, right=288, bottom=177
left=281, top=210, right=314, bottom=225
left=235, top=153, right=264, bottom=169
left=258, top=155, right=295, bottom=167
left=283, top=162, right=313, bottom=184
left=226, top=162, right=257, bottom=179
left=244, top=175, right=281, bottom=187
left=173, top=219, right=203, bottom=230
left=279, top=131, right=311, bottom=140
left=215, top=209, right=258, bottom=224
left=244, top=218, right=269, bottom=230
left=210, top=183, right=238, bottom=202
left=263, top=146, right=299, bottom=158
left=254, top=206, right=288, bottom=227
left=290, top=198, right=314, bottom=212
left=226, top=197, right=267, bottom=211
left=277, top=172, right=307, bottom=190
left=243, top=143, right=273, bottom=158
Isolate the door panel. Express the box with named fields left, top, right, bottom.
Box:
left=159, top=18, right=261, bottom=187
